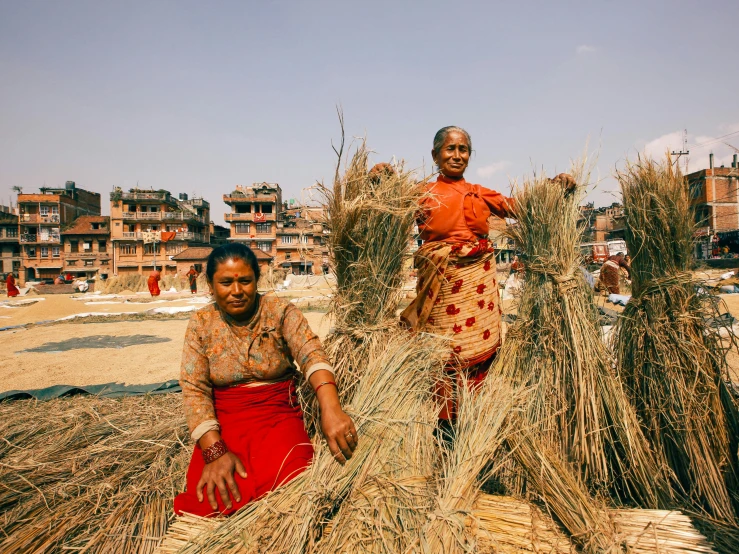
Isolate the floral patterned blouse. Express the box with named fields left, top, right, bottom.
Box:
left=180, top=293, right=332, bottom=440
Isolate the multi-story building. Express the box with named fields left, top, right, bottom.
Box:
left=276, top=206, right=328, bottom=275
left=18, top=181, right=101, bottom=284
left=210, top=223, right=230, bottom=245
left=109, top=188, right=210, bottom=276
left=224, top=182, right=281, bottom=257
left=223, top=183, right=329, bottom=275
left=0, top=205, right=21, bottom=277
left=61, top=216, right=112, bottom=280
left=579, top=202, right=625, bottom=243
left=688, top=153, right=739, bottom=258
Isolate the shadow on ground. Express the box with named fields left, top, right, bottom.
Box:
left=19, top=334, right=172, bottom=353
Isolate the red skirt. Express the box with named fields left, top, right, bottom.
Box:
left=173, top=380, right=313, bottom=517
left=147, top=276, right=160, bottom=296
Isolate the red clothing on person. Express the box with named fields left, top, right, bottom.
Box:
left=148, top=271, right=161, bottom=297
left=173, top=380, right=313, bottom=517
left=6, top=274, right=19, bottom=297
left=418, top=175, right=514, bottom=244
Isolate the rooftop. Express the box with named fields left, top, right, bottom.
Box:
left=62, top=216, right=110, bottom=235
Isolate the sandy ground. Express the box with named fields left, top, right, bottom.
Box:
left=2, top=274, right=738, bottom=393
left=0, top=291, right=333, bottom=393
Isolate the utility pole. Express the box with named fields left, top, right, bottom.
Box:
left=671, top=129, right=690, bottom=173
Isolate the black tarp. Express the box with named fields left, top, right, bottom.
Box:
left=0, top=380, right=181, bottom=402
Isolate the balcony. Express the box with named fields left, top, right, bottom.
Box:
left=185, top=198, right=209, bottom=208
left=21, top=233, right=60, bottom=244
left=119, top=211, right=205, bottom=224
left=117, top=191, right=173, bottom=202
left=224, top=213, right=276, bottom=222
left=20, top=214, right=60, bottom=224
left=66, top=251, right=109, bottom=259
left=117, top=231, right=205, bottom=242
left=223, top=193, right=279, bottom=204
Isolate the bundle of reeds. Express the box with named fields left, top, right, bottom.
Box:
left=614, top=155, right=739, bottom=523
left=420, top=375, right=522, bottom=553
left=315, top=128, right=425, bottom=405
left=169, top=331, right=448, bottom=554
left=0, top=394, right=189, bottom=553
left=492, top=168, right=671, bottom=509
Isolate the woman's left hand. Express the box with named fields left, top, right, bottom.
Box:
left=319, top=404, right=358, bottom=465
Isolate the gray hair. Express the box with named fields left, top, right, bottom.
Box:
left=432, top=126, right=472, bottom=155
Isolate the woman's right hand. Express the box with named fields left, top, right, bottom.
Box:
left=196, top=451, right=247, bottom=511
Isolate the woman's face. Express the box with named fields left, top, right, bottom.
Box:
left=209, top=257, right=258, bottom=321
left=432, top=131, right=470, bottom=178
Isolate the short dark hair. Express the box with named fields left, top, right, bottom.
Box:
left=206, top=243, right=261, bottom=282
left=432, top=126, right=472, bottom=155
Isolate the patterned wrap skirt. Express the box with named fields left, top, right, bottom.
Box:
left=401, top=238, right=503, bottom=419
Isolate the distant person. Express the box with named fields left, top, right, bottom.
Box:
left=186, top=265, right=199, bottom=294
left=598, top=252, right=630, bottom=294
left=510, top=255, right=524, bottom=274
left=148, top=269, right=161, bottom=297
left=6, top=273, right=19, bottom=297
left=173, top=243, right=356, bottom=517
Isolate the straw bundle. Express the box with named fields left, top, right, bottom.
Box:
left=420, top=375, right=522, bottom=553
left=169, top=331, right=448, bottom=554
left=0, top=394, right=189, bottom=553
left=490, top=168, right=671, bottom=509
left=614, top=155, right=739, bottom=523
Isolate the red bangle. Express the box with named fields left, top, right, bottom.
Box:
left=202, top=439, right=228, bottom=464
left=314, top=381, right=337, bottom=394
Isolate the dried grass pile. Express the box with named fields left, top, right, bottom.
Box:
left=162, top=331, right=448, bottom=554
left=491, top=167, right=670, bottom=510
left=614, top=155, right=739, bottom=523
left=315, top=127, right=425, bottom=404
left=0, top=394, right=189, bottom=553
left=101, top=273, right=148, bottom=294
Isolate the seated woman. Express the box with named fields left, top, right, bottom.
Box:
left=174, top=243, right=357, bottom=516
left=401, top=125, right=573, bottom=423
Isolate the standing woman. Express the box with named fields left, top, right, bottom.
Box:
left=401, top=126, right=573, bottom=422
left=147, top=269, right=161, bottom=297
left=186, top=265, right=199, bottom=294
left=174, top=243, right=356, bottom=517
left=6, top=272, right=19, bottom=297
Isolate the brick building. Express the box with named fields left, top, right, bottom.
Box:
left=579, top=202, right=625, bottom=243
left=0, top=205, right=21, bottom=278
left=109, top=188, right=210, bottom=276
left=61, top=216, right=112, bottom=280
left=223, top=183, right=328, bottom=275
left=18, top=181, right=101, bottom=284
left=689, top=153, right=739, bottom=257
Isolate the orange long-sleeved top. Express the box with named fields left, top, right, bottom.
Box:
left=418, top=175, right=514, bottom=244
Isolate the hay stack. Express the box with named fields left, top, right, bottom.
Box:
left=0, top=394, right=189, bottom=553
left=316, top=132, right=424, bottom=404
left=490, top=168, right=672, bottom=516
left=169, top=331, right=448, bottom=554
left=614, top=155, right=739, bottom=523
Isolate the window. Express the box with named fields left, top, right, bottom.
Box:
left=51, top=206, right=59, bottom=215
left=121, top=244, right=136, bottom=255
left=285, top=252, right=291, bottom=260
left=40, top=205, right=49, bottom=216
left=256, top=223, right=271, bottom=234
left=5, top=227, right=17, bottom=238
left=83, top=242, right=92, bottom=251
left=68, top=260, right=77, bottom=266
left=84, top=260, right=94, bottom=266
left=144, top=243, right=157, bottom=255
left=70, top=241, right=79, bottom=253
left=101, top=260, right=109, bottom=266
left=300, top=235, right=309, bottom=244
left=91, top=222, right=99, bottom=230
left=281, top=235, right=295, bottom=244
left=98, top=240, right=107, bottom=252
left=27, top=246, right=36, bottom=257
left=256, top=241, right=271, bottom=252
left=236, top=205, right=251, bottom=214
left=261, top=204, right=273, bottom=214
left=13, top=261, right=21, bottom=271
left=235, top=223, right=250, bottom=234
left=52, top=247, right=60, bottom=258
left=41, top=247, right=49, bottom=257
left=165, top=243, right=183, bottom=254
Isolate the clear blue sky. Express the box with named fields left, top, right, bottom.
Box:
left=1, top=0, right=738, bottom=224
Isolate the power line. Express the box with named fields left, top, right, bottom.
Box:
left=690, top=130, right=739, bottom=150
